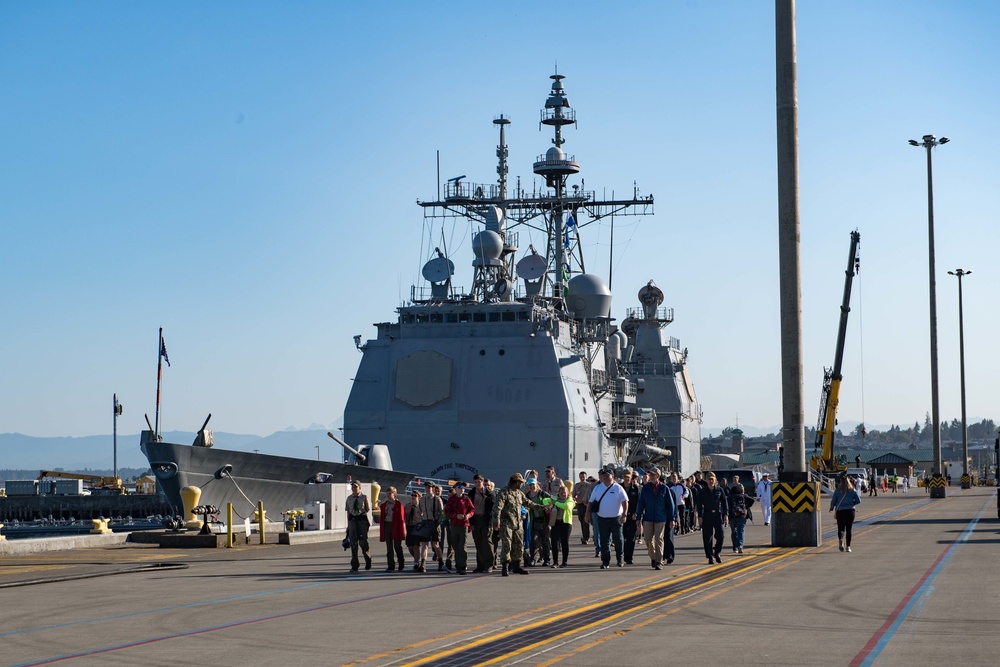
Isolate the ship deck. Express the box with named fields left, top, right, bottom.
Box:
left=1, top=485, right=997, bottom=666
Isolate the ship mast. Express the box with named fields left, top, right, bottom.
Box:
left=533, top=74, right=579, bottom=305
left=415, top=74, right=654, bottom=308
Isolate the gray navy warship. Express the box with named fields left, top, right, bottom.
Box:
left=141, top=73, right=702, bottom=514
left=344, top=73, right=702, bottom=485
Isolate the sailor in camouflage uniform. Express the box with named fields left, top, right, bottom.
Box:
left=491, top=473, right=543, bottom=576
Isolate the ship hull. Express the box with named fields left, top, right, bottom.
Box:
left=141, top=433, right=413, bottom=517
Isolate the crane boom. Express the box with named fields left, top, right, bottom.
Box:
left=811, top=230, right=861, bottom=473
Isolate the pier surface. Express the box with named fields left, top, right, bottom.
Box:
left=1, top=486, right=997, bottom=666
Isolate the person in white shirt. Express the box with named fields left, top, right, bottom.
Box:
left=585, top=468, right=629, bottom=569
left=668, top=472, right=688, bottom=534
left=755, top=472, right=773, bottom=526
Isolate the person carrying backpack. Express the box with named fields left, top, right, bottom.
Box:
left=727, top=483, right=755, bottom=554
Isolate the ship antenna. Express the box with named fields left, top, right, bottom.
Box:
left=533, top=73, right=579, bottom=304
left=494, top=114, right=510, bottom=200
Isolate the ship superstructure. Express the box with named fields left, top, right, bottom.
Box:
left=344, top=74, right=701, bottom=484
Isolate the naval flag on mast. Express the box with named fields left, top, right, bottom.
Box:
left=159, top=333, right=170, bottom=367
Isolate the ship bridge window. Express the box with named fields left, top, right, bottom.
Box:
left=488, top=312, right=501, bottom=322
left=459, top=312, right=471, bottom=323
left=473, top=312, right=486, bottom=323
left=446, top=313, right=458, bottom=323
left=430, top=313, right=444, bottom=323
left=518, top=311, right=530, bottom=321
left=416, top=314, right=430, bottom=324
left=502, top=311, right=516, bottom=322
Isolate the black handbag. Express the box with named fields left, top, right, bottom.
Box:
left=411, top=519, right=436, bottom=542
left=589, top=484, right=613, bottom=515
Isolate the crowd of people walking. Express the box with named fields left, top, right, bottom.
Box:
left=342, top=464, right=782, bottom=575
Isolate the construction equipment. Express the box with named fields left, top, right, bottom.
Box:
left=810, top=230, right=860, bottom=474
left=37, top=470, right=125, bottom=495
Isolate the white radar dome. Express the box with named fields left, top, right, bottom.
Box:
left=566, top=273, right=612, bottom=319
left=471, top=230, right=503, bottom=261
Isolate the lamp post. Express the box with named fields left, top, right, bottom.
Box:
left=909, top=134, right=949, bottom=498
left=948, top=269, right=971, bottom=488
left=315, top=445, right=320, bottom=461
left=113, top=394, right=123, bottom=481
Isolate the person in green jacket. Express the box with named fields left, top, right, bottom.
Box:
left=549, top=485, right=576, bottom=568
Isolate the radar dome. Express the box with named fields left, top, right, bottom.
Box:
left=546, top=146, right=565, bottom=161
left=566, top=273, right=612, bottom=318
left=471, top=230, right=503, bottom=261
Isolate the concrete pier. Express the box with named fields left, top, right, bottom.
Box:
left=1, top=486, right=997, bottom=665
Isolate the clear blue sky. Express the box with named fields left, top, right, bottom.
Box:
left=2, top=1, right=998, bottom=440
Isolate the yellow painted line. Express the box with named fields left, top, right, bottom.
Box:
left=340, top=568, right=677, bottom=667
left=534, top=546, right=813, bottom=666
left=401, top=548, right=805, bottom=667
left=0, top=564, right=67, bottom=576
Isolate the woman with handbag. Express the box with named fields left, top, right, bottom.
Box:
left=830, top=474, right=862, bottom=552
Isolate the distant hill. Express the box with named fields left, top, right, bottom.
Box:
left=0, top=430, right=342, bottom=470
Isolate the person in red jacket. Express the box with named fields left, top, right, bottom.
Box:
left=445, top=482, right=475, bottom=575
left=379, top=486, right=407, bottom=572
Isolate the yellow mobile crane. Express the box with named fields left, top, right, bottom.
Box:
left=37, top=471, right=125, bottom=495
left=810, top=230, right=861, bottom=474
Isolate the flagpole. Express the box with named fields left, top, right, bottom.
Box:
left=155, top=327, right=163, bottom=440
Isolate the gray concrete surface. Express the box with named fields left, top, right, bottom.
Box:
left=1, top=486, right=997, bottom=666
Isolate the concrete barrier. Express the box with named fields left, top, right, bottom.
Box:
left=0, top=532, right=129, bottom=556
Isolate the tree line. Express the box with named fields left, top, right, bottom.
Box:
left=709, top=415, right=997, bottom=448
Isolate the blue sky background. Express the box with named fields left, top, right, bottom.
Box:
left=2, top=1, right=998, bottom=444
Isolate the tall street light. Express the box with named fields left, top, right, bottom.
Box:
left=948, top=269, right=971, bottom=488
left=909, top=134, right=948, bottom=498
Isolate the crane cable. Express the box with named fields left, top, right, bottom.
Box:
left=857, top=260, right=866, bottom=444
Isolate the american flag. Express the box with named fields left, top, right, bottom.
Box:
left=159, top=336, right=171, bottom=367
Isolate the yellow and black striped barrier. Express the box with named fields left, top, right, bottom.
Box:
left=960, top=473, right=971, bottom=489
left=928, top=473, right=947, bottom=498
left=771, top=481, right=819, bottom=513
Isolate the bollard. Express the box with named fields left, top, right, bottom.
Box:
left=258, top=500, right=265, bottom=545
left=0, top=523, right=5, bottom=541
left=90, top=518, right=111, bottom=534
left=226, top=503, right=234, bottom=548
left=180, top=485, right=203, bottom=530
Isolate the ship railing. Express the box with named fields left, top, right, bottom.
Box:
left=611, top=413, right=654, bottom=432
left=409, top=285, right=469, bottom=304
left=622, top=361, right=677, bottom=376
left=445, top=181, right=500, bottom=201
left=540, top=107, right=577, bottom=125
left=624, top=306, right=674, bottom=323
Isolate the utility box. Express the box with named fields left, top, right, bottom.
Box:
left=54, top=479, right=85, bottom=495
left=303, top=501, right=326, bottom=531
left=5, top=480, right=38, bottom=496
left=303, top=483, right=351, bottom=531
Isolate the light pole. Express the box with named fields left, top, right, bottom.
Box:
left=113, top=394, right=123, bottom=481
left=315, top=445, right=320, bottom=461
left=949, top=269, right=971, bottom=488
left=909, top=134, right=949, bottom=498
